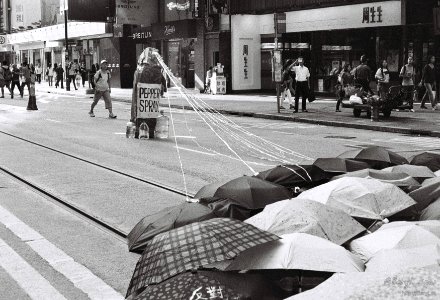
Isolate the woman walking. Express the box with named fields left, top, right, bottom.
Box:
left=280, top=59, right=295, bottom=109
left=10, top=64, right=21, bottom=98
left=375, top=59, right=390, bottom=100
left=47, top=63, right=54, bottom=86
left=420, top=55, right=437, bottom=110
left=0, top=61, right=12, bottom=98
left=55, top=63, right=64, bottom=89
left=336, top=64, right=353, bottom=112
left=399, top=56, right=416, bottom=112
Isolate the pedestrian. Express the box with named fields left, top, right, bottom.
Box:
left=336, top=64, right=353, bottom=112
left=47, top=63, right=54, bottom=87
left=290, top=57, right=310, bottom=113
left=420, top=55, right=438, bottom=110
left=19, top=62, right=32, bottom=98
left=89, top=60, right=117, bottom=119
left=10, top=64, right=21, bottom=98
left=89, top=64, right=96, bottom=89
left=80, top=62, right=87, bottom=87
left=35, top=63, right=42, bottom=83
left=280, top=59, right=295, bottom=109
left=0, top=61, right=12, bottom=98
left=399, top=56, right=416, bottom=112
left=205, top=66, right=213, bottom=93
left=375, top=59, right=390, bottom=100
left=55, top=63, right=64, bottom=89
left=353, top=55, right=373, bottom=95
left=75, top=70, right=81, bottom=88
left=68, top=60, right=78, bottom=90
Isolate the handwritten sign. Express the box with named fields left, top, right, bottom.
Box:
left=137, top=83, right=162, bottom=118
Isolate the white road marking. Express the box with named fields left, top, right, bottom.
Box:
left=46, top=119, right=61, bottom=123
left=114, top=132, right=126, bottom=135
left=175, top=146, right=216, bottom=156
left=0, top=205, right=124, bottom=300
left=38, top=99, right=51, bottom=104
left=373, top=137, right=440, bottom=149
left=172, top=135, right=197, bottom=139
left=0, top=238, right=67, bottom=300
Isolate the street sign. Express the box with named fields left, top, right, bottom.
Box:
left=0, top=35, right=6, bottom=44
left=137, top=83, right=162, bottom=118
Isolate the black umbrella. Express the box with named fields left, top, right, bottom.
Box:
left=410, top=152, right=440, bottom=172
left=420, top=198, right=440, bottom=221
left=126, top=218, right=279, bottom=297
left=338, top=146, right=408, bottom=169
left=408, top=177, right=440, bottom=211
left=199, top=196, right=260, bottom=220
left=134, top=271, right=283, bottom=300
left=127, top=202, right=217, bottom=254
left=313, top=158, right=369, bottom=174
left=255, top=164, right=330, bottom=189
left=195, top=176, right=292, bottom=208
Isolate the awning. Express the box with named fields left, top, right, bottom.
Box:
left=152, top=19, right=197, bottom=40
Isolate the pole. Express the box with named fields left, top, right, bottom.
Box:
left=64, top=9, right=70, bottom=91
left=274, top=12, right=280, bottom=113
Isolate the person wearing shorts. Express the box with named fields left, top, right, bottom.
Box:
left=89, top=60, right=117, bottom=118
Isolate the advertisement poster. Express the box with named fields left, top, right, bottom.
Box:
left=137, top=83, right=162, bottom=119
left=42, top=0, right=63, bottom=26
left=116, top=0, right=155, bottom=25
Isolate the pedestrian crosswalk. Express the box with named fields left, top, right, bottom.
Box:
left=237, top=121, right=318, bottom=130
left=373, top=136, right=440, bottom=150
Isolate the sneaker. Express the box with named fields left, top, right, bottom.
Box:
left=336, top=109, right=341, bottom=112
left=395, top=109, right=400, bottom=112
left=302, top=109, right=308, bottom=113
left=293, top=110, right=298, bottom=113
left=89, top=111, right=95, bottom=117
left=109, top=114, right=117, bottom=119
left=410, top=109, right=415, bottom=112
left=420, top=106, right=428, bottom=109
left=280, top=106, right=286, bottom=109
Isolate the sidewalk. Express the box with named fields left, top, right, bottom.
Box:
left=35, top=84, right=440, bottom=137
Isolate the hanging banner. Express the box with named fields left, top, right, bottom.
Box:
left=137, top=83, right=162, bottom=118
left=116, top=0, right=153, bottom=25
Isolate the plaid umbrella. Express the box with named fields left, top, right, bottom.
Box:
left=126, top=218, right=279, bottom=297
left=338, top=146, right=408, bottom=169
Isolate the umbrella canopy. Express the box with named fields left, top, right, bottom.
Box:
left=349, top=221, right=440, bottom=262
left=365, top=244, right=440, bottom=275
left=287, top=266, right=440, bottom=300
left=436, top=170, right=440, bottom=177
left=198, top=197, right=260, bottom=221
left=226, top=233, right=365, bottom=273
left=313, top=158, right=369, bottom=174
left=245, top=199, right=365, bottom=245
left=338, top=146, right=408, bottom=169
left=255, top=164, right=329, bottom=189
left=127, top=202, right=217, bottom=254
left=134, top=271, right=283, bottom=300
left=126, top=218, right=279, bottom=297
left=297, top=177, right=416, bottom=220
left=421, top=199, right=440, bottom=221
left=194, top=181, right=228, bottom=199
left=333, top=169, right=420, bottom=192
left=383, top=164, right=436, bottom=183
left=409, top=177, right=440, bottom=211
left=410, top=152, right=440, bottom=172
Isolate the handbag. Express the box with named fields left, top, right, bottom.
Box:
left=308, top=88, right=316, bottom=103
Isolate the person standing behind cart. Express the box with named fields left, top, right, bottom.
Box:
left=420, top=55, right=438, bottom=110
left=399, top=56, right=416, bottom=112
left=353, top=55, right=373, bottom=95
left=375, top=59, right=390, bottom=100
left=291, top=57, right=310, bottom=113
left=336, top=64, right=353, bottom=112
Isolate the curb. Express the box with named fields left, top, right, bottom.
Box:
left=37, top=89, right=440, bottom=138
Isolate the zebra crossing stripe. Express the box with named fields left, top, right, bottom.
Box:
left=373, top=137, right=440, bottom=148
left=0, top=238, right=67, bottom=300
left=0, top=205, right=124, bottom=300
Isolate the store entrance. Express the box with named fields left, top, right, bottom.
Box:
left=166, top=39, right=195, bottom=88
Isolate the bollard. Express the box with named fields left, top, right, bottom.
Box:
left=371, top=105, right=379, bottom=122
left=66, top=76, right=70, bottom=91
left=27, top=74, right=38, bottom=110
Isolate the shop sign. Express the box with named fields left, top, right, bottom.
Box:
left=275, top=13, right=286, bottom=34
left=152, top=19, right=196, bottom=40
left=167, top=1, right=190, bottom=11
left=116, top=0, right=150, bottom=25
left=137, top=83, right=162, bottom=118
left=132, top=31, right=152, bottom=40
left=362, top=6, right=383, bottom=23
left=0, top=35, right=6, bottom=45
left=239, top=38, right=253, bottom=83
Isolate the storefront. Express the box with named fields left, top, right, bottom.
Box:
left=231, top=0, right=404, bottom=93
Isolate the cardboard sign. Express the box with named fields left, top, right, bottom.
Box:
left=137, top=83, right=162, bottom=118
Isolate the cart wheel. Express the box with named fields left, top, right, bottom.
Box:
left=353, top=109, right=361, bottom=117
left=383, top=109, right=392, bottom=118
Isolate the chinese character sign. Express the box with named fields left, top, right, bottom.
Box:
left=137, top=83, right=162, bottom=118
left=238, top=38, right=254, bottom=87
left=362, top=6, right=383, bottom=23
left=189, top=286, right=225, bottom=300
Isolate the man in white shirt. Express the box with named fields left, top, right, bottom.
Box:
left=291, top=57, right=310, bottom=112
left=89, top=60, right=117, bottom=119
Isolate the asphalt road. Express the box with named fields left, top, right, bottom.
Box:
left=1, top=91, right=440, bottom=299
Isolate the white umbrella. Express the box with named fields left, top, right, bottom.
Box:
left=436, top=170, right=440, bottom=177
left=383, top=164, right=436, bottom=182
left=226, top=233, right=365, bottom=273
left=349, top=221, right=440, bottom=262
left=297, top=177, right=416, bottom=220
left=245, top=199, right=365, bottom=245
left=421, top=199, right=440, bottom=221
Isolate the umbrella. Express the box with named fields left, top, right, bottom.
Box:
left=245, top=199, right=365, bottom=245
left=313, top=158, right=369, bottom=174
left=225, top=233, right=364, bottom=273
left=297, top=177, right=416, bottom=220
left=421, top=199, right=440, bottom=221
left=198, top=196, right=261, bottom=221
left=409, top=177, right=440, bottom=211
left=126, top=218, right=279, bottom=297
left=338, top=146, right=408, bottom=169
left=127, top=202, right=217, bottom=254
left=333, top=169, right=420, bottom=192
left=348, top=220, right=440, bottom=262
left=197, top=176, right=292, bottom=208
left=133, top=271, right=283, bottom=300
left=383, top=164, right=436, bottom=183
left=254, top=164, right=330, bottom=189
left=194, top=181, right=228, bottom=199
left=436, top=170, right=440, bottom=177
left=365, top=244, right=440, bottom=275
left=287, top=266, right=440, bottom=300
left=410, top=151, right=440, bottom=172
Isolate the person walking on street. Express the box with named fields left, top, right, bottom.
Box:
left=89, top=60, right=117, bottom=119
left=55, top=63, right=64, bottom=89
left=35, top=63, right=42, bottom=83
left=280, top=59, right=295, bottom=109
left=0, top=61, right=12, bottom=98
left=68, top=60, right=78, bottom=90
left=420, top=55, right=438, bottom=110
left=336, top=64, right=353, bottom=112
left=80, top=62, right=87, bottom=87
left=375, top=59, right=390, bottom=100
left=47, top=63, right=54, bottom=86
left=290, top=57, right=310, bottom=113
left=20, top=62, right=31, bottom=98
left=353, top=55, right=373, bottom=94
left=10, top=64, right=21, bottom=98
left=89, top=64, right=96, bottom=89
left=399, top=56, right=416, bottom=112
